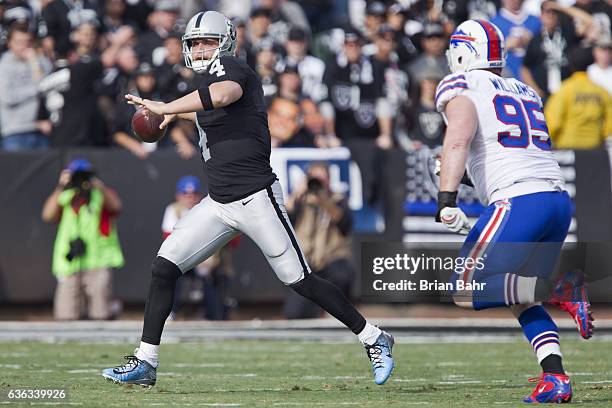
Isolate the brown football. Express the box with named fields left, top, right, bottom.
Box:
left=132, top=108, right=166, bottom=143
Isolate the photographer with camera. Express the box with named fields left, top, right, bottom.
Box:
left=42, top=158, right=124, bottom=320
left=284, top=162, right=354, bottom=319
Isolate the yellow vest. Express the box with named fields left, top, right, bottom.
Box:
left=544, top=72, right=612, bottom=150
left=52, top=188, right=124, bottom=278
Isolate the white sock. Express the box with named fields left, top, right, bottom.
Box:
left=135, top=342, right=159, bottom=368
left=357, top=323, right=382, bottom=346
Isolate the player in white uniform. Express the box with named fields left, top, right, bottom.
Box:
left=435, top=20, right=592, bottom=403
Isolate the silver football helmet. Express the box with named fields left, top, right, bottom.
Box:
left=182, top=11, right=237, bottom=73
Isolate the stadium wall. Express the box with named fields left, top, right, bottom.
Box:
left=0, top=147, right=610, bottom=303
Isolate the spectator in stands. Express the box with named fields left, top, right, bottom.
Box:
left=386, top=3, right=418, bottom=67
left=257, top=0, right=311, bottom=43
left=373, top=24, right=409, bottom=135
left=0, top=2, right=40, bottom=52
left=407, top=22, right=450, bottom=87
left=276, top=65, right=303, bottom=102
left=363, top=1, right=387, bottom=44
left=442, top=0, right=498, bottom=25
left=545, top=47, right=612, bottom=149
left=300, top=98, right=331, bottom=148
left=248, top=6, right=274, bottom=49
left=0, top=26, right=52, bottom=151
left=268, top=97, right=315, bottom=147
left=156, top=32, right=198, bottom=102
left=135, top=0, right=179, bottom=66
left=572, top=0, right=612, bottom=44
left=42, top=0, right=100, bottom=57
left=121, top=0, right=153, bottom=32
left=402, top=0, right=451, bottom=35
left=162, top=175, right=234, bottom=320
left=539, top=0, right=603, bottom=44
left=98, top=42, right=139, bottom=105
left=102, top=0, right=136, bottom=34
left=280, top=26, right=326, bottom=102
left=284, top=162, right=354, bottom=319
left=233, top=17, right=256, bottom=69
left=72, top=20, right=99, bottom=56
left=321, top=28, right=392, bottom=149
left=254, top=38, right=280, bottom=104
left=491, top=0, right=541, bottom=79
left=407, top=74, right=446, bottom=149
left=588, top=38, right=612, bottom=95
left=41, top=158, right=124, bottom=321
left=521, top=1, right=578, bottom=100
left=111, top=62, right=196, bottom=159
left=38, top=22, right=132, bottom=147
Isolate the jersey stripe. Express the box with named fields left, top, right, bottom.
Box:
left=476, top=20, right=501, bottom=62
left=439, top=74, right=466, bottom=87
left=435, top=82, right=468, bottom=106
left=461, top=205, right=508, bottom=283
left=265, top=186, right=310, bottom=276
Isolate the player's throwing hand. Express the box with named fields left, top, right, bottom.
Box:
left=125, top=94, right=176, bottom=129
left=125, top=94, right=166, bottom=116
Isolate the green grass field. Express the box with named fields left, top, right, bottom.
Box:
left=1, top=340, right=611, bottom=407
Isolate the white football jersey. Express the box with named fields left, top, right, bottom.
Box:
left=435, top=70, right=565, bottom=205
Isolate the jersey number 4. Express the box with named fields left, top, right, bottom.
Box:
left=209, top=59, right=226, bottom=77
left=493, top=95, right=551, bottom=150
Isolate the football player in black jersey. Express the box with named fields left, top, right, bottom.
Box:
left=102, top=11, right=395, bottom=387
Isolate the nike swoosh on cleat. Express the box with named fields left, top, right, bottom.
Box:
left=538, top=385, right=547, bottom=393
left=242, top=197, right=254, bottom=206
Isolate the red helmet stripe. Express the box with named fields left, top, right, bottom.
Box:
left=476, top=20, right=501, bottom=62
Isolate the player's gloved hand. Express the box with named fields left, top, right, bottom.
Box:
left=436, top=191, right=471, bottom=235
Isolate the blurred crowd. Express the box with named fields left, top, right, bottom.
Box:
left=0, top=0, right=610, bottom=156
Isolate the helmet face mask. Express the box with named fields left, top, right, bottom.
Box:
left=185, top=36, right=222, bottom=72
left=447, top=20, right=506, bottom=73
left=182, top=11, right=237, bottom=73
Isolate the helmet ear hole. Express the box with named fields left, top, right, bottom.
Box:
left=458, top=56, right=462, bottom=64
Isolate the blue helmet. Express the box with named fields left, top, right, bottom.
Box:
left=176, top=175, right=201, bottom=194
left=67, top=158, right=94, bottom=173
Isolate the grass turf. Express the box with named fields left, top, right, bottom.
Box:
left=0, top=340, right=611, bottom=407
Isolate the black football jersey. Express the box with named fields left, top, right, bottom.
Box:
left=196, top=56, right=276, bottom=203
left=323, top=55, right=386, bottom=141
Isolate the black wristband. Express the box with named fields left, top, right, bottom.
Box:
left=198, top=86, right=214, bottom=111
left=436, top=191, right=458, bottom=222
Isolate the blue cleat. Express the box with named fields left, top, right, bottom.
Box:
left=365, top=331, right=395, bottom=385
left=523, top=373, right=572, bottom=403
left=102, top=354, right=157, bottom=387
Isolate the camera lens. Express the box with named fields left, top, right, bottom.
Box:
left=307, top=178, right=323, bottom=192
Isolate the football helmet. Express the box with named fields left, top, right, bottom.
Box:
left=446, top=20, right=506, bottom=73
left=182, top=11, right=237, bottom=73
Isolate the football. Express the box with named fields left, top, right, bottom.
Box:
left=132, top=108, right=166, bottom=143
